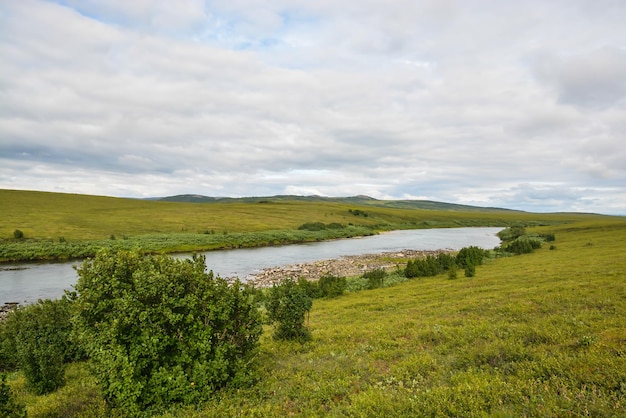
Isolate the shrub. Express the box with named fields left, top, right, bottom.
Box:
left=405, top=255, right=444, bottom=278
left=504, top=239, right=542, bottom=255
left=349, top=209, right=368, bottom=217
left=326, top=222, right=344, bottom=229
left=13, top=230, right=24, bottom=239
left=497, top=226, right=526, bottom=241
left=448, top=264, right=458, bottom=280
left=318, top=274, right=347, bottom=298
left=464, top=263, right=476, bottom=277
left=72, top=250, right=262, bottom=415
left=362, top=268, right=387, bottom=289
left=297, top=277, right=322, bottom=299
left=266, top=278, right=313, bottom=342
left=2, top=298, right=77, bottom=395
left=0, top=374, right=26, bottom=418
left=298, top=222, right=327, bottom=231
left=456, top=246, right=486, bottom=269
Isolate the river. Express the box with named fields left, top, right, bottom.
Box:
left=0, top=227, right=502, bottom=304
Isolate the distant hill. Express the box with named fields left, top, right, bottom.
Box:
left=157, top=194, right=521, bottom=213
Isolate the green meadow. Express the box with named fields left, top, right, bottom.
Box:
left=1, top=189, right=625, bottom=416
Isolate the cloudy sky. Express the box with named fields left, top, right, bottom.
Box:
left=1, top=0, right=625, bottom=214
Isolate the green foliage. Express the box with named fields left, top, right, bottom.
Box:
left=456, top=246, right=487, bottom=268
left=297, top=222, right=327, bottom=231
left=464, top=263, right=476, bottom=277
left=497, top=225, right=526, bottom=241
left=297, top=222, right=346, bottom=231
left=504, top=238, right=542, bottom=255
left=447, top=264, right=458, bottom=279
left=405, top=253, right=458, bottom=278
left=297, top=277, right=322, bottom=299
left=266, top=278, right=313, bottom=342
left=362, top=268, right=387, bottom=289
left=0, top=298, right=77, bottom=395
left=348, top=209, right=369, bottom=217
left=72, top=249, right=262, bottom=415
left=317, top=274, right=347, bottom=298
left=12, top=230, right=23, bottom=239
left=0, top=374, right=26, bottom=418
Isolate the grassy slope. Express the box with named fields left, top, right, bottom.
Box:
left=8, top=217, right=626, bottom=416
left=0, top=189, right=598, bottom=242
left=186, top=217, right=626, bottom=417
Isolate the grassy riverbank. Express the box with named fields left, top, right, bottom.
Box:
left=0, top=189, right=608, bottom=262
left=4, top=216, right=626, bottom=416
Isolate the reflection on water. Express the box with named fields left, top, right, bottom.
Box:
left=0, top=227, right=502, bottom=304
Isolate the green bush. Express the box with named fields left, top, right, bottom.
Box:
left=12, top=230, right=24, bottom=239
left=497, top=226, right=526, bottom=241
left=362, top=268, right=387, bottom=289
left=317, top=274, right=347, bottom=298
left=456, top=246, right=487, bottom=269
left=1, top=298, right=78, bottom=395
left=72, top=250, right=262, bottom=415
left=266, top=278, right=313, bottom=342
left=298, top=222, right=327, bottom=231
left=297, top=277, right=322, bottom=299
left=448, top=264, right=458, bottom=280
left=0, top=374, right=26, bottom=418
left=504, top=238, right=542, bottom=255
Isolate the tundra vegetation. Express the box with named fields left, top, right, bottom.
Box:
left=0, top=190, right=625, bottom=416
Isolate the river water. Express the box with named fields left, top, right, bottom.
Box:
left=0, top=227, right=502, bottom=304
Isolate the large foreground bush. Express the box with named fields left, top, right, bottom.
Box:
left=72, top=250, right=262, bottom=415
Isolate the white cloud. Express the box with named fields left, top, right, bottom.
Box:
left=0, top=0, right=625, bottom=214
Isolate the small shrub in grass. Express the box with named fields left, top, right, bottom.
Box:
left=464, top=263, right=476, bottom=277
left=362, top=268, right=387, bottom=289
left=1, top=298, right=78, bottom=395
left=318, top=274, right=347, bottom=298
left=456, top=246, right=486, bottom=269
left=0, top=374, right=26, bottom=418
left=13, top=230, right=24, bottom=239
left=266, top=278, right=312, bottom=342
left=448, top=264, right=458, bottom=279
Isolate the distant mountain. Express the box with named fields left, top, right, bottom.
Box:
left=157, top=194, right=521, bottom=213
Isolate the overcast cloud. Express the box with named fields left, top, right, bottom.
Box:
left=1, top=0, right=625, bottom=214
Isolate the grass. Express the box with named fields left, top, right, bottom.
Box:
left=6, top=216, right=626, bottom=416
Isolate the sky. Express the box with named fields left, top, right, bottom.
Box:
left=1, top=0, right=625, bottom=214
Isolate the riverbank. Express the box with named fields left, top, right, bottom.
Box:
left=247, top=249, right=448, bottom=287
